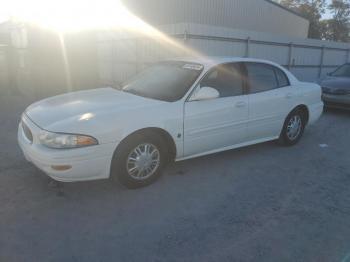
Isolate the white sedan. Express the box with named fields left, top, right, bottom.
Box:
left=18, top=57, right=323, bottom=188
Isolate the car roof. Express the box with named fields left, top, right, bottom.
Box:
left=169, top=56, right=300, bottom=84
left=170, top=56, right=283, bottom=68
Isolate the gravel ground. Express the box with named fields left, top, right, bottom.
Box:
left=1, top=97, right=350, bottom=262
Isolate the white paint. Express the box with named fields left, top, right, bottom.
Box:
left=18, top=57, right=324, bottom=182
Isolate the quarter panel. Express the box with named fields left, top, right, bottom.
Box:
left=289, top=82, right=323, bottom=125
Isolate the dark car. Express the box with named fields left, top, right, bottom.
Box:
left=320, top=63, right=350, bottom=109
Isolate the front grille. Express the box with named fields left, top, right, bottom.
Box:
left=334, top=89, right=350, bottom=95
left=22, top=121, right=33, bottom=143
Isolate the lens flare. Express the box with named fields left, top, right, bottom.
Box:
left=6, top=0, right=204, bottom=57
left=5, top=0, right=208, bottom=92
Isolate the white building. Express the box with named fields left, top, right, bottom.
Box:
left=123, top=0, right=310, bottom=38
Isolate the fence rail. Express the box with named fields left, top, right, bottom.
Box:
left=97, top=28, right=350, bottom=85
left=175, top=33, right=350, bottom=77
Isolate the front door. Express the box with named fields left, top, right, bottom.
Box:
left=183, top=63, right=249, bottom=157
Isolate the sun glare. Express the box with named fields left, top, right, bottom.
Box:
left=7, top=0, right=147, bottom=32
left=3, top=0, right=205, bottom=88
left=4, top=0, right=204, bottom=65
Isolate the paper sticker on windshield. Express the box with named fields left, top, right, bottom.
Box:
left=183, top=64, right=203, bottom=71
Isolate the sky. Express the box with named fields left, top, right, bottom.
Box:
left=323, top=0, right=333, bottom=19
left=0, top=0, right=337, bottom=26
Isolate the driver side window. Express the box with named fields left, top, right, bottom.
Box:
left=200, top=63, right=244, bottom=97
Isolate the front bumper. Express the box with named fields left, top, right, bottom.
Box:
left=18, top=115, right=118, bottom=182
left=322, top=93, right=350, bottom=109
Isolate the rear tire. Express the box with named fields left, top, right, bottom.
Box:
left=279, top=109, right=306, bottom=146
left=110, top=133, right=167, bottom=189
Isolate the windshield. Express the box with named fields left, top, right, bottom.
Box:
left=122, top=61, right=204, bottom=102
left=332, top=64, right=350, bottom=77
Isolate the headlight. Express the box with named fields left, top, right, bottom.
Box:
left=38, top=130, right=98, bottom=149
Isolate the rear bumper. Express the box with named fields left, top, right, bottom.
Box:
left=18, top=116, right=118, bottom=182
left=322, top=93, right=350, bottom=109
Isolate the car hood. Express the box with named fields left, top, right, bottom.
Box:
left=320, top=77, right=350, bottom=90
left=25, top=87, right=164, bottom=131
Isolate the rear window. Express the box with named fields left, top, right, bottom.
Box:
left=275, top=68, right=290, bottom=87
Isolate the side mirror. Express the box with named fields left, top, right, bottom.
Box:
left=190, top=87, right=220, bottom=101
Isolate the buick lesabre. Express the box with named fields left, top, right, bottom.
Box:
left=18, top=57, right=323, bottom=188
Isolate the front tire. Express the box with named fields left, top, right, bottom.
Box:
left=279, top=109, right=306, bottom=146
left=110, top=133, right=166, bottom=189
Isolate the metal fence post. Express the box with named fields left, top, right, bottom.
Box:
left=347, top=48, right=350, bottom=63
left=245, top=37, right=250, bottom=57
left=135, top=38, right=140, bottom=73
left=319, top=45, right=325, bottom=78
left=112, top=38, right=117, bottom=87
left=183, top=30, right=188, bottom=44
left=288, top=42, right=293, bottom=70
left=5, top=45, right=15, bottom=95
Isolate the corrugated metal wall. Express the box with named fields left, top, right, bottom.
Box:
left=122, top=0, right=309, bottom=38
left=0, top=23, right=100, bottom=99
left=98, top=23, right=350, bottom=86
left=98, top=32, right=186, bottom=87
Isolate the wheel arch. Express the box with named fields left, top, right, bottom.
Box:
left=292, top=104, right=309, bottom=125
left=278, top=104, right=309, bottom=146
left=114, top=127, right=177, bottom=163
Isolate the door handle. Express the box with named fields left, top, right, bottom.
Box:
left=235, top=101, right=246, bottom=108
left=286, top=93, right=293, bottom=99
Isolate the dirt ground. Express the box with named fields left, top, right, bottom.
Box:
left=1, top=97, right=350, bottom=262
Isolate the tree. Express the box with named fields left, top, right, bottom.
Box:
left=322, top=0, right=350, bottom=42
left=279, top=0, right=327, bottom=39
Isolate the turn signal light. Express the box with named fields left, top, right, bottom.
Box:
left=76, top=136, right=98, bottom=146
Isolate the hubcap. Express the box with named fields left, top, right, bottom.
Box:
left=126, top=143, right=160, bottom=180
left=287, top=115, right=302, bottom=140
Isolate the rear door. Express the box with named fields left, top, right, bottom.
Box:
left=244, top=62, right=293, bottom=141
left=183, top=63, right=249, bottom=157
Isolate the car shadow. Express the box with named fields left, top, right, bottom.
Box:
left=28, top=139, right=278, bottom=199
left=324, top=107, right=350, bottom=117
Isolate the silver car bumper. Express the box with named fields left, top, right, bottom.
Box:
left=322, top=93, right=350, bottom=109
